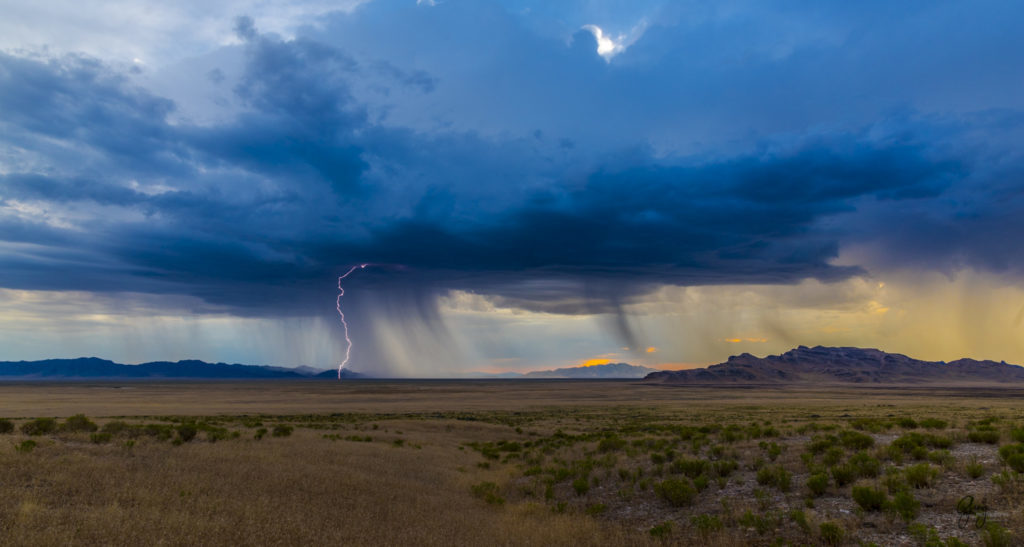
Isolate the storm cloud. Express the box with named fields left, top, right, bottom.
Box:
left=2, top=1, right=1024, bottom=371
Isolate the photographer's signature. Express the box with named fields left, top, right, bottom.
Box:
left=956, top=495, right=988, bottom=529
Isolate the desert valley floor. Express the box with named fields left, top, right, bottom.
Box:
left=1, top=380, right=1022, bottom=545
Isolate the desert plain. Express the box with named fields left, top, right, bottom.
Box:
left=0, top=380, right=1022, bottom=546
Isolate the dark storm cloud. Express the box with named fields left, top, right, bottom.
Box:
left=1, top=1, right=1023, bottom=330
left=0, top=53, right=187, bottom=175
left=332, top=135, right=957, bottom=304
left=0, top=174, right=144, bottom=206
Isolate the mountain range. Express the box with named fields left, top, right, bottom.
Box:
left=522, top=362, right=659, bottom=379
left=643, top=345, right=1024, bottom=384
left=5, top=346, right=1023, bottom=383
left=0, top=358, right=656, bottom=380
left=466, top=362, right=658, bottom=379
left=0, top=357, right=364, bottom=380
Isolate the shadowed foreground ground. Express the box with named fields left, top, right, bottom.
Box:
left=0, top=381, right=1021, bottom=545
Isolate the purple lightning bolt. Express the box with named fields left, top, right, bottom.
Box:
left=336, top=264, right=368, bottom=379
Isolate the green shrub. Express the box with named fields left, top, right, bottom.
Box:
left=920, top=418, right=948, bottom=429
left=1006, top=453, right=1024, bottom=473
left=891, top=489, right=919, bottom=521
left=840, top=430, right=875, bottom=450
left=807, top=473, right=829, bottom=496
left=819, top=522, right=845, bottom=545
left=90, top=432, right=112, bottom=444
left=204, top=426, right=233, bottom=442
left=883, top=470, right=909, bottom=494
left=897, top=417, right=918, bottom=429
left=905, top=463, right=939, bottom=488
left=789, top=509, right=811, bottom=534
left=983, top=522, right=1014, bottom=547
left=597, top=436, right=626, bottom=452
left=21, top=417, right=57, bottom=436
left=830, top=464, right=857, bottom=486
left=62, top=414, right=98, bottom=432
left=585, top=503, right=606, bottom=515
left=759, top=440, right=783, bottom=461
left=712, top=459, right=738, bottom=477
left=850, top=450, right=881, bottom=478
left=822, top=446, right=844, bottom=467
left=807, top=434, right=838, bottom=454
left=909, top=523, right=969, bottom=547
left=470, top=481, right=504, bottom=505
left=691, top=514, right=723, bottom=537
left=671, top=458, right=707, bottom=478
left=692, top=474, right=709, bottom=492
left=655, top=478, right=696, bottom=507
left=891, top=432, right=954, bottom=454
left=572, top=477, right=589, bottom=495
left=254, top=427, right=268, bottom=440
left=272, top=424, right=293, bottom=437
left=649, top=522, right=672, bottom=539
left=991, top=469, right=1024, bottom=493
left=968, top=428, right=1000, bottom=444
left=851, top=418, right=890, bottom=433
left=15, top=440, right=36, bottom=453
left=928, top=449, right=954, bottom=467
left=143, top=423, right=174, bottom=440
left=1011, top=428, right=1024, bottom=443
left=965, top=457, right=985, bottom=479
left=101, top=420, right=130, bottom=435
left=0, top=418, right=14, bottom=434
left=173, top=424, right=196, bottom=443
left=756, top=465, right=791, bottom=492
left=738, top=510, right=779, bottom=535
left=852, top=485, right=888, bottom=511
left=999, top=443, right=1024, bottom=472
left=997, top=443, right=1024, bottom=461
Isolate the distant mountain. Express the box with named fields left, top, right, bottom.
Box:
left=524, top=362, right=659, bottom=379
left=644, top=346, right=1024, bottom=385
left=314, top=368, right=368, bottom=379
left=0, top=357, right=358, bottom=380
left=463, top=371, right=530, bottom=379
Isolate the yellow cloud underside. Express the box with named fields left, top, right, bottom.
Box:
left=723, top=337, right=768, bottom=343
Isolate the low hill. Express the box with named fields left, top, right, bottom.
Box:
left=0, top=357, right=348, bottom=380
left=314, top=368, right=369, bottom=379
left=524, top=362, right=659, bottom=379
left=643, top=345, right=1024, bottom=384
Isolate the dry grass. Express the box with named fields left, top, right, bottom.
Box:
left=0, top=422, right=643, bottom=546
left=0, top=380, right=1022, bottom=545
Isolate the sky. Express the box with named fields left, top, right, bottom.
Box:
left=2, top=1, right=1024, bottom=376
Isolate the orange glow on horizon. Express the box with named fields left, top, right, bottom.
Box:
left=723, top=337, right=768, bottom=343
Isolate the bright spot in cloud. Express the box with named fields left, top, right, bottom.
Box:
left=581, top=22, right=646, bottom=61
left=645, top=346, right=657, bottom=353
left=723, top=337, right=768, bottom=343
left=580, top=358, right=613, bottom=367
left=583, top=25, right=622, bottom=59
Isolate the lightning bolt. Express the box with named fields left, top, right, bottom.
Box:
left=336, top=264, right=368, bottom=379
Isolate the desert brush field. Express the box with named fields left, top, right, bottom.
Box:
left=0, top=381, right=1022, bottom=546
